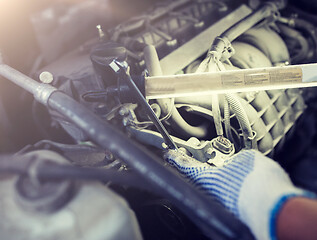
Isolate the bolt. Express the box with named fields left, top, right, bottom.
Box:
left=205, top=148, right=216, bottom=159
left=104, top=150, right=114, bottom=161
left=119, top=107, right=128, bottom=116
left=194, top=21, right=204, bottom=28
left=39, top=71, right=54, bottom=84
left=96, top=24, right=105, bottom=40
left=122, top=118, right=129, bottom=126
left=162, top=142, right=168, bottom=149
left=166, top=39, right=178, bottom=47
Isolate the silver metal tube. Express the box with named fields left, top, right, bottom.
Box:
left=0, top=64, right=57, bottom=105
left=0, top=64, right=40, bottom=95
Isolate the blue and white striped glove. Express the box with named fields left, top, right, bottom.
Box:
left=164, top=149, right=314, bottom=240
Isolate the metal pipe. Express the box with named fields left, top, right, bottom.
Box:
left=143, top=45, right=208, bottom=138
left=0, top=64, right=40, bottom=95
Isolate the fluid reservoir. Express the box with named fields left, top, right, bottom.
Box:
left=0, top=150, right=142, bottom=240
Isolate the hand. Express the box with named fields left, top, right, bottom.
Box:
left=164, top=149, right=314, bottom=240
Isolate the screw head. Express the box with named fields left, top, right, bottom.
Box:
left=39, top=71, right=54, bottom=84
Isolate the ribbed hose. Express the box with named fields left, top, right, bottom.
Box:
left=223, top=96, right=234, bottom=142
left=225, top=94, right=253, bottom=148
left=212, top=94, right=223, bottom=136
left=143, top=45, right=208, bottom=138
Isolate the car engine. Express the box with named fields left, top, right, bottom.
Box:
left=0, top=0, right=317, bottom=239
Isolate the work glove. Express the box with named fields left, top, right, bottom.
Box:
left=164, top=149, right=315, bottom=240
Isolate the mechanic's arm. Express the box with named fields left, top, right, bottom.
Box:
left=277, top=197, right=317, bottom=240
left=164, top=149, right=316, bottom=240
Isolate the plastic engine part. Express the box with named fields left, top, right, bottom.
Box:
left=239, top=88, right=306, bottom=155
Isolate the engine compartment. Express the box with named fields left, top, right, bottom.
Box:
left=0, top=0, right=317, bottom=239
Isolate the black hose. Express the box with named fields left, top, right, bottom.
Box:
left=277, top=24, right=309, bottom=63
left=0, top=63, right=254, bottom=239
left=47, top=91, right=254, bottom=240
left=0, top=155, right=153, bottom=192
left=292, top=19, right=317, bottom=59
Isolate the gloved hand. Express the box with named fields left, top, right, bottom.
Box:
left=164, top=149, right=315, bottom=240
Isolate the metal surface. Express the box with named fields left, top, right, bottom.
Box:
left=0, top=64, right=58, bottom=105
left=128, top=126, right=234, bottom=163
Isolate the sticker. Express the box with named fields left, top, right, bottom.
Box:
left=221, top=67, right=302, bottom=88
left=269, top=67, right=302, bottom=84
left=145, top=66, right=304, bottom=99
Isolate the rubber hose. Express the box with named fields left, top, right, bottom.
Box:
left=0, top=154, right=157, bottom=194
left=225, top=94, right=253, bottom=144
left=293, top=18, right=317, bottom=57
left=212, top=94, right=223, bottom=136
left=143, top=45, right=208, bottom=138
left=223, top=96, right=233, bottom=141
left=278, top=24, right=309, bottom=63
left=48, top=91, right=253, bottom=240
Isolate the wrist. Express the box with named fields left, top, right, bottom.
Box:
left=237, top=151, right=309, bottom=240
left=276, top=195, right=317, bottom=240
left=239, top=177, right=306, bottom=240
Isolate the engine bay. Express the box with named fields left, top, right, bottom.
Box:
left=0, top=0, right=317, bottom=239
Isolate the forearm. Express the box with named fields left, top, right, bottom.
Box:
left=277, top=197, right=317, bottom=240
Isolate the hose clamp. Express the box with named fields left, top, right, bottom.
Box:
left=34, top=84, right=58, bottom=105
